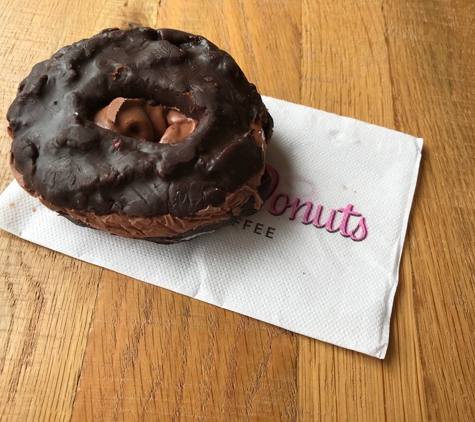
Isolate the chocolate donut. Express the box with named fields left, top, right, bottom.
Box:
left=7, top=27, right=273, bottom=243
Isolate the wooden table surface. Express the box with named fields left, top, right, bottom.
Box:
left=1, top=0, right=474, bottom=420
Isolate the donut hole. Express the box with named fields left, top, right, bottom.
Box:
left=128, top=122, right=141, bottom=135
left=125, top=120, right=150, bottom=141
left=93, top=97, right=200, bottom=144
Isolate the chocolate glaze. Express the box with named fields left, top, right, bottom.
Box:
left=7, top=27, right=273, bottom=240
left=62, top=166, right=272, bottom=244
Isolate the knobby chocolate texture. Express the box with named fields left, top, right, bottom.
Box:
left=7, top=27, right=273, bottom=220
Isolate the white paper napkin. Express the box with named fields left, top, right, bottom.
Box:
left=0, top=96, right=422, bottom=358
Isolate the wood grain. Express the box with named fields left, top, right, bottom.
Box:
left=71, top=270, right=297, bottom=421
left=0, top=235, right=101, bottom=421
left=383, top=1, right=475, bottom=420
left=0, top=0, right=474, bottom=421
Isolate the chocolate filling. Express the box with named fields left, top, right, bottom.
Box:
left=93, top=97, right=198, bottom=144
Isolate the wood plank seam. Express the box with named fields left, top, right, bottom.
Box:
left=68, top=269, right=102, bottom=422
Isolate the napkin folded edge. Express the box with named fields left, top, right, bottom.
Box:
left=379, top=136, right=423, bottom=358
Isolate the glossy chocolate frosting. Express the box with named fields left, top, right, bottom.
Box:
left=7, top=27, right=273, bottom=240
